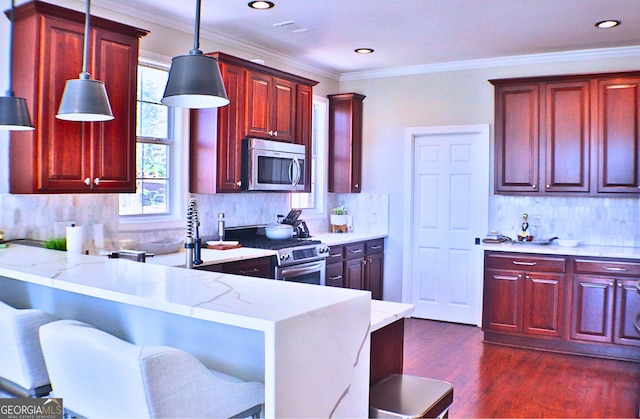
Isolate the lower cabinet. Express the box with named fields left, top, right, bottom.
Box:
left=195, top=257, right=272, bottom=279
left=483, top=251, right=640, bottom=361
left=325, top=239, right=384, bottom=299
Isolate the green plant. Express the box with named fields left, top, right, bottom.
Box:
left=332, top=205, right=347, bottom=215
left=43, top=237, right=67, bottom=251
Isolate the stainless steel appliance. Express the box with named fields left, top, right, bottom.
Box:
left=226, top=226, right=329, bottom=285
left=241, top=138, right=306, bottom=192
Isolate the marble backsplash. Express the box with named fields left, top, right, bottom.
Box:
left=0, top=192, right=390, bottom=253
left=492, top=195, right=640, bottom=247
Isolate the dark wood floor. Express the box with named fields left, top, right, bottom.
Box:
left=402, top=318, right=640, bottom=418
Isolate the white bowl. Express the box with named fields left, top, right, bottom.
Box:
left=265, top=224, right=293, bottom=240
left=557, top=239, right=581, bottom=248
left=137, top=238, right=184, bottom=254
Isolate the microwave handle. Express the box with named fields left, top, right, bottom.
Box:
left=290, top=157, right=301, bottom=186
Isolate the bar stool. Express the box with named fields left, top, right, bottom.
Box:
left=39, top=320, right=264, bottom=418
left=370, top=374, right=454, bottom=419
left=0, top=300, right=57, bottom=397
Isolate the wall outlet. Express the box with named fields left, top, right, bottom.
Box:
left=54, top=221, right=76, bottom=238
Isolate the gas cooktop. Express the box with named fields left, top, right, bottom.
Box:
left=236, top=237, right=321, bottom=250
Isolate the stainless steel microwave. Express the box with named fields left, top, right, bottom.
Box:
left=241, top=138, right=306, bottom=192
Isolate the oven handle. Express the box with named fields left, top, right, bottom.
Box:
left=278, top=261, right=324, bottom=278
left=289, top=157, right=301, bottom=187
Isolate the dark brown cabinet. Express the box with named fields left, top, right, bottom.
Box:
left=596, top=77, right=640, bottom=193
left=483, top=252, right=566, bottom=338
left=325, top=239, right=384, bottom=299
left=328, top=93, right=365, bottom=193
left=571, top=258, right=640, bottom=347
left=9, top=1, right=147, bottom=194
left=484, top=250, right=640, bottom=362
left=491, top=72, right=640, bottom=197
left=189, top=53, right=317, bottom=194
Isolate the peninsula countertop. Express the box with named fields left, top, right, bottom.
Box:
left=483, top=242, right=640, bottom=260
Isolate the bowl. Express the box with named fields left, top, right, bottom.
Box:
left=557, top=239, right=581, bottom=248
left=265, top=224, right=293, bottom=240
left=137, top=238, right=184, bottom=254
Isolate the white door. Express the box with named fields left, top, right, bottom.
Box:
left=403, top=125, right=490, bottom=326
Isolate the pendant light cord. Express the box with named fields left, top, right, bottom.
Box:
left=6, top=0, right=15, bottom=96
left=80, top=0, right=91, bottom=79
left=190, top=0, right=203, bottom=55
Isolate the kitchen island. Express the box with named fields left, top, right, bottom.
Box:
left=0, top=244, right=377, bottom=418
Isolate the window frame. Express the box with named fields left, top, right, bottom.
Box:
left=119, top=54, right=187, bottom=232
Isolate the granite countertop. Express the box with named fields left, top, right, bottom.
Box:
left=483, top=242, right=640, bottom=260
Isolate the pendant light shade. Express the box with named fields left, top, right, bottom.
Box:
left=57, top=76, right=113, bottom=121
left=0, top=0, right=34, bottom=131
left=56, top=0, right=114, bottom=122
left=0, top=96, right=34, bottom=130
left=162, top=0, right=229, bottom=108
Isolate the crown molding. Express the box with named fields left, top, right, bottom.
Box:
left=339, top=46, right=640, bottom=81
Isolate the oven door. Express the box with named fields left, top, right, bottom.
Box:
left=275, top=259, right=326, bottom=286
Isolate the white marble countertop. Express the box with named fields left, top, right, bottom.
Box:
left=147, top=247, right=277, bottom=268
left=483, top=242, right=640, bottom=260
left=370, top=300, right=414, bottom=331
left=311, top=232, right=387, bottom=246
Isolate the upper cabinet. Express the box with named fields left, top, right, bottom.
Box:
left=8, top=1, right=148, bottom=194
left=189, top=52, right=318, bottom=193
left=328, top=93, right=365, bottom=193
left=491, top=72, right=640, bottom=197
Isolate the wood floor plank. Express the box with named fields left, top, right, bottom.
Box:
left=402, top=318, right=640, bottom=418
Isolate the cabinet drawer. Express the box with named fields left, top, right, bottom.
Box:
left=344, top=243, right=366, bottom=260
left=574, top=258, right=640, bottom=277
left=220, top=257, right=272, bottom=278
left=327, top=245, right=344, bottom=263
left=365, top=239, right=384, bottom=255
left=485, top=252, right=566, bottom=273
left=326, top=262, right=344, bottom=288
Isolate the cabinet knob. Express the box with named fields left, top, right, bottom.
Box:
left=236, top=181, right=242, bottom=187
left=273, top=131, right=278, bottom=137
left=84, top=178, right=91, bottom=186
left=94, top=178, right=100, bottom=185
left=354, top=183, right=359, bottom=189
left=546, top=184, right=550, bottom=189
left=532, top=184, right=537, bottom=189
left=617, top=282, right=622, bottom=288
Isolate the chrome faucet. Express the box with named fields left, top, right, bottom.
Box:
left=186, top=198, right=203, bottom=269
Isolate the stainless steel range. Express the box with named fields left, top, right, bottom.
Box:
left=226, top=226, right=329, bottom=285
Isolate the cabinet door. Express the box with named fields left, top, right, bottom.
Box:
left=246, top=71, right=272, bottom=139
left=494, top=84, right=540, bottom=193
left=295, top=84, right=313, bottom=193
left=596, top=77, right=640, bottom=193
left=571, top=275, right=615, bottom=342
left=543, top=81, right=590, bottom=193
left=344, top=257, right=365, bottom=290
left=483, top=269, right=523, bottom=333
left=272, top=77, right=295, bottom=142
left=325, top=262, right=344, bottom=288
left=217, top=62, right=247, bottom=192
left=36, top=16, right=89, bottom=192
left=328, top=93, right=364, bottom=193
left=91, top=27, right=138, bottom=192
left=365, top=252, right=384, bottom=300
left=523, top=272, right=565, bottom=337
left=614, top=278, right=640, bottom=346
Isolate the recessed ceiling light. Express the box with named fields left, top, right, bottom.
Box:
left=354, top=48, right=374, bottom=54
left=248, top=1, right=275, bottom=10
left=595, top=20, right=621, bottom=29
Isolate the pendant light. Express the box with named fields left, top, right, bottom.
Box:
left=0, top=0, right=34, bottom=131
left=161, top=0, right=229, bottom=108
left=56, top=0, right=114, bottom=121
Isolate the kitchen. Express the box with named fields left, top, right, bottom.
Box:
left=0, top=0, right=639, bottom=417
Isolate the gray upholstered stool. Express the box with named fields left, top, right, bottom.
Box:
left=370, top=374, right=454, bottom=419
left=0, top=300, right=57, bottom=397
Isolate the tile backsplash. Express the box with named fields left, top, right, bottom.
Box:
left=492, top=195, right=640, bottom=247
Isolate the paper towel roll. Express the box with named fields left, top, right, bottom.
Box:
left=66, top=225, right=84, bottom=254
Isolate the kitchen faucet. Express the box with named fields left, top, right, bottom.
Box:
left=185, top=198, right=203, bottom=269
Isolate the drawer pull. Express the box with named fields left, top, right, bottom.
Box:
left=512, top=261, right=536, bottom=266
left=349, top=249, right=363, bottom=254
left=238, top=268, right=260, bottom=275
left=329, top=275, right=343, bottom=280
left=603, top=266, right=628, bottom=272
left=370, top=245, right=382, bottom=250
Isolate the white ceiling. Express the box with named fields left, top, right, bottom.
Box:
left=95, top=0, right=640, bottom=79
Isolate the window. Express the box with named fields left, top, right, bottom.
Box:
left=119, top=61, right=184, bottom=228
left=291, top=96, right=327, bottom=217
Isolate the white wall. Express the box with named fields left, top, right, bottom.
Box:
left=339, top=53, right=640, bottom=302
